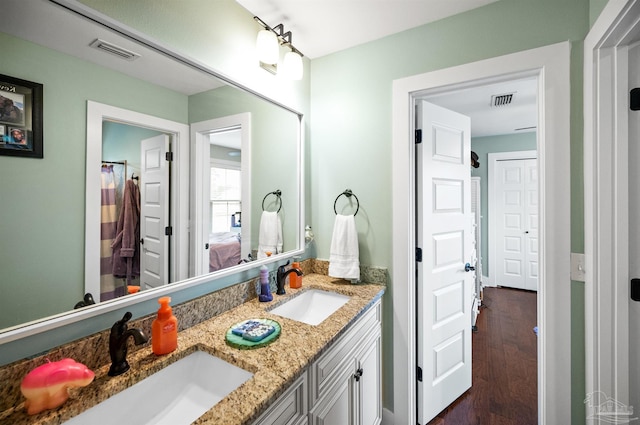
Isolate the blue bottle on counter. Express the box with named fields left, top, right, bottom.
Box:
left=258, top=265, right=273, bottom=302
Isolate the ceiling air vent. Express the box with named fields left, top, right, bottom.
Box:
left=490, top=92, right=515, bottom=107
left=90, top=39, right=140, bottom=61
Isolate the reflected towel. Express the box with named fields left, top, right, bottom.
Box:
left=258, top=211, right=282, bottom=258
left=329, top=214, right=360, bottom=280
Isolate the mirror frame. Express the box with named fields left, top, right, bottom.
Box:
left=0, top=0, right=304, bottom=346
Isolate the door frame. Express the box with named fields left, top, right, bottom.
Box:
left=190, top=113, right=251, bottom=276
left=488, top=150, right=538, bottom=289
left=584, top=0, right=639, bottom=415
left=392, top=41, right=571, bottom=424
left=85, top=101, right=190, bottom=297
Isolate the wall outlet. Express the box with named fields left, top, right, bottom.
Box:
left=570, top=253, right=586, bottom=282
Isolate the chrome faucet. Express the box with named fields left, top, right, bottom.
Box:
left=108, top=312, right=148, bottom=376
left=276, top=262, right=303, bottom=295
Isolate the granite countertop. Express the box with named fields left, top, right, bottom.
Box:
left=4, top=274, right=385, bottom=425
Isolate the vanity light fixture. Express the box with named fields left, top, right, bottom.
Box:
left=254, top=16, right=304, bottom=80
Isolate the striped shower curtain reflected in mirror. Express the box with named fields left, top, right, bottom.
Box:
left=100, top=164, right=125, bottom=301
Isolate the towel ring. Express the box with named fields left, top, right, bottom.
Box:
left=334, top=189, right=359, bottom=216
left=262, top=190, right=282, bottom=213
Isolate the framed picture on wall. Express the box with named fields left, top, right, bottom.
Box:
left=0, top=74, right=43, bottom=158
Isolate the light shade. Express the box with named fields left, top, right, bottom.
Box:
left=256, top=29, right=278, bottom=65
left=282, top=50, right=303, bottom=80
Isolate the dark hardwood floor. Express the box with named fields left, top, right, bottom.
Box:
left=427, top=287, right=538, bottom=425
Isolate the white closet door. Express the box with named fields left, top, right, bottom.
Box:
left=494, top=158, right=538, bottom=291
left=140, top=134, right=170, bottom=289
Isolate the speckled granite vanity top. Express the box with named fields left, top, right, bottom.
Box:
left=1, top=275, right=385, bottom=425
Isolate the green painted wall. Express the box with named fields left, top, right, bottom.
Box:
left=310, top=0, right=589, bottom=418
left=102, top=122, right=163, bottom=170
left=0, top=33, right=187, bottom=329
left=590, top=0, right=610, bottom=26
left=470, top=132, right=537, bottom=276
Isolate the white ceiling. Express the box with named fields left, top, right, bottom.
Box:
left=424, top=76, right=538, bottom=138
left=235, top=0, right=500, bottom=59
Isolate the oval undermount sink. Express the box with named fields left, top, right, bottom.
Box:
left=269, top=289, right=350, bottom=325
left=64, top=351, right=252, bottom=425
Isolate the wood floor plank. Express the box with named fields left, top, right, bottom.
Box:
left=426, top=287, right=537, bottom=425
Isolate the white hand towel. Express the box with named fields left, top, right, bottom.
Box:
left=257, top=211, right=283, bottom=258
left=328, top=214, right=360, bottom=280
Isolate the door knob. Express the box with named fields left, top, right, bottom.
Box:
left=354, top=368, right=363, bottom=382
left=465, top=263, right=475, bottom=272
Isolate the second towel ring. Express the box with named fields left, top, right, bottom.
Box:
left=334, top=189, right=359, bottom=216
left=262, top=190, right=282, bottom=213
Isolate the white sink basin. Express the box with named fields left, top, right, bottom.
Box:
left=64, top=351, right=252, bottom=425
left=269, top=289, right=350, bottom=325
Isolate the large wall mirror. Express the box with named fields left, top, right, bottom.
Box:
left=0, top=0, right=302, bottom=341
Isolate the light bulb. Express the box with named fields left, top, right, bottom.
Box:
left=283, top=50, right=303, bottom=80
left=256, top=29, right=278, bottom=65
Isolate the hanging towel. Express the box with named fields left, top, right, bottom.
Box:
left=111, top=179, right=141, bottom=288
left=328, top=214, right=360, bottom=281
left=257, top=211, right=282, bottom=258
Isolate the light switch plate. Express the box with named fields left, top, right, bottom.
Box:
left=571, top=253, right=586, bottom=281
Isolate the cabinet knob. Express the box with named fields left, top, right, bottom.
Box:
left=354, top=368, right=363, bottom=382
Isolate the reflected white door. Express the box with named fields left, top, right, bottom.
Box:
left=629, top=41, right=640, bottom=417
left=417, top=100, right=472, bottom=423
left=494, top=158, right=538, bottom=291
left=140, top=134, right=170, bottom=289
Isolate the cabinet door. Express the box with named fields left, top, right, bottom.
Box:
left=357, top=332, right=382, bottom=425
left=254, top=373, right=307, bottom=425
left=309, top=376, right=354, bottom=425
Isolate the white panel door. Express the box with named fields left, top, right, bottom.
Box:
left=140, top=134, right=170, bottom=289
left=417, top=100, right=472, bottom=423
left=495, top=158, right=538, bottom=291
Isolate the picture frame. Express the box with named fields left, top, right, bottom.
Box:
left=0, top=74, right=43, bottom=158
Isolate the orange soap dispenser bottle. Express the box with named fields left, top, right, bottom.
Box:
left=152, top=297, right=178, bottom=355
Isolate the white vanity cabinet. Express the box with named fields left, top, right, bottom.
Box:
left=253, top=372, right=308, bottom=425
left=309, top=299, right=382, bottom=425
left=253, top=298, right=382, bottom=425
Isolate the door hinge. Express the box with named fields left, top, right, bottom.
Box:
left=417, top=366, right=423, bottom=382
left=415, top=129, right=422, bottom=144
left=631, top=88, right=640, bottom=111
left=416, top=247, right=422, bottom=263
left=165, top=151, right=174, bottom=162
left=165, top=226, right=172, bottom=236
left=632, top=278, right=640, bottom=301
